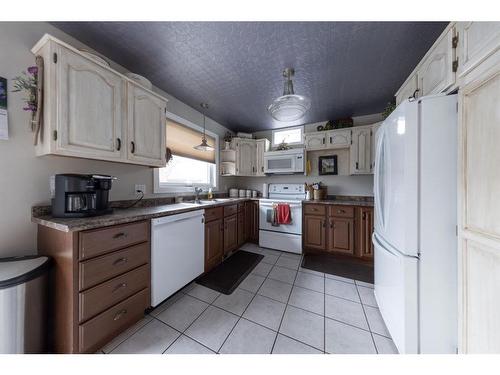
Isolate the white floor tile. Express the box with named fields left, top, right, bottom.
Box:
left=279, top=252, right=302, bottom=261
left=355, top=279, right=374, bottom=289
left=298, top=266, right=325, bottom=277
left=261, top=253, right=280, bottom=265
left=101, top=315, right=152, bottom=353
left=251, top=261, right=273, bottom=277
left=238, top=273, right=266, bottom=293
left=219, top=319, right=277, bottom=354
left=156, top=294, right=208, bottom=331
left=164, top=335, right=215, bottom=354
left=243, top=294, right=286, bottom=331
left=185, top=306, right=239, bottom=351
left=111, top=319, right=180, bottom=354
left=279, top=306, right=324, bottom=351
left=325, top=274, right=355, bottom=284
left=213, top=288, right=254, bottom=316
left=276, top=256, right=301, bottom=270
left=357, top=285, right=378, bottom=307
left=259, top=248, right=283, bottom=257
left=325, top=278, right=360, bottom=302
left=288, top=286, right=324, bottom=315
left=186, top=284, right=220, bottom=304
left=325, top=318, right=376, bottom=354
left=294, top=271, right=325, bottom=293
left=149, top=292, right=184, bottom=317
left=325, top=294, right=369, bottom=330
left=268, top=265, right=297, bottom=285
left=240, top=243, right=262, bottom=253
left=364, top=305, right=391, bottom=337
left=373, top=334, right=398, bottom=354
left=272, top=334, right=323, bottom=354
left=257, top=278, right=293, bottom=303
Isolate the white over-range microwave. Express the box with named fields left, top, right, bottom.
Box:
left=263, top=149, right=305, bottom=174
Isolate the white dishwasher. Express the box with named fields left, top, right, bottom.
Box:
left=151, top=210, right=204, bottom=307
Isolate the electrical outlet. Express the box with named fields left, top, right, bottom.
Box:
left=134, top=184, right=146, bottom=194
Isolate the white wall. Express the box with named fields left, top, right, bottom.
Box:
left=0, top=22, right=235, bottom=257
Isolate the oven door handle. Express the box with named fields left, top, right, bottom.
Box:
left=260, top=203, right=302, bottom=208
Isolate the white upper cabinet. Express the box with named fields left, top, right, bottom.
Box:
left=350, top=126, right=372, bottom=175
left=56, top=46, right=124, bottom=160
left=396, top=75, right=419, bottom=105
left=304, top=132, right=326, bottom=151
left=235, top=138, right=257, bottom=176
left=455, top=22, right=500, bottom=80
left=255, top=138, right=270, bottom=176
left=31, top=34, right=168, bottom=167
left=417, top=27, right=456, bottom=96
left=326, top=129, right=351, bottom=149
left=127, top=82, right=167, bottom=167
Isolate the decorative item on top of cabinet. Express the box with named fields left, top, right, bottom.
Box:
left=31, top=34, right=168, bottom=168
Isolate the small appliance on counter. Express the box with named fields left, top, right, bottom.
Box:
left=229, top=188, right=239, bottom=198
left=51, top=174, right=115, bottom=218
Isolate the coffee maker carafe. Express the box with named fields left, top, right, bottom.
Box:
left=51, top=174, right=115, bottom=218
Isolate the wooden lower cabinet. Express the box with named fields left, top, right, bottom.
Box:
left=246, top=201, right=259, bottom=243
left=237, top=205, right=247, bottom=247
left=204, top=218, right=223, bottom=272
left=224, top=214, right=238, bottom=255
left=303, top=204, right=374, bottom=262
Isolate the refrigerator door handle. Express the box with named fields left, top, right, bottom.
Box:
left=374, top=128, right=386, bottom=230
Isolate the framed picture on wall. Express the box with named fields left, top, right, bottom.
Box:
left=318, top=155, right=338, bottom=175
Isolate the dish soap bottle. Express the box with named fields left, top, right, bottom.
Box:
left=207, top=187, right=213, bottom=200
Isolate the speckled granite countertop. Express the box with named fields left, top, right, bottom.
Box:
left=32, top=198, right=257, bottom=232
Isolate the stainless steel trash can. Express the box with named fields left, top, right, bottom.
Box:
left=0, top=256, right=51, bottom=353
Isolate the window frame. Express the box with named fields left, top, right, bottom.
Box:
left=153, top=111, right=219, bottom=194
left=271, top=125, right=304, bottom=147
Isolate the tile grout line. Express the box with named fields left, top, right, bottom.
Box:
left=354, top=282, right=379, bottom=354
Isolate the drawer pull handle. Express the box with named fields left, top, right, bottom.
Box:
left=337, top=210, right=345, bottom=214
left=113, top=232, right=127, bottom=239
left=113, top=257, right=128, bottom=266
left=113, top=283, right=127, bottom=292
left=113, top=309, right=128, bottom=321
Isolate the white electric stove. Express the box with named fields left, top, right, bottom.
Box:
left=259, top=183, right=306, bottom=254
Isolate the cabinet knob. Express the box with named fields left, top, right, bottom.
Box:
left=131, top=141, right=136, bottom=154
left=337, top=209, right=345, bottom=214
left=116, top=137, right=121, bottom=151
left=113, top=257, right=128, bottom=266
left=113, top=309, right=128, bottom=321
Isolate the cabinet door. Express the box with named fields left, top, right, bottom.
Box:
left=350, top=127, right=372, bottom=174
left=326, top=129, right=351, bottom=149
left=357, top=207, right=374, bottom=259
left=327, top=217, right=354, bottom=255
left=303, top=215, right=326, bottom=251
left=304, top=133, right=326, bottom=151
left=255, top=139, right=269, bottom=176
left=418, top=28, right=455, bottom=96
left=205, top=219, right=223, bottom=272
left=127, top=83, right=167, bottom=167
left=396, top=74, right=419, bottom=105
left=237, top=210, right=246, bottom=247
left=57, top=47, right=124, bottom=160
left=236, top=140, right=256, bottom=176
left=370, top=123, right=381, bottom=173
left=223, top=215, right=238, bottom=255
left=247, top=201, right=259, bottom=243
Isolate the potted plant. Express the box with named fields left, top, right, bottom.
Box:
left=223, top=132, right=233, bottom=150
left=382, top=102, right=397, bottom=119
left=12, top=66, right=39, bottom=131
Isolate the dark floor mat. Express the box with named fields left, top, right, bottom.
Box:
left=301, top=253, right=374, bottom=283
left=196, top=250, right=264, bottom=294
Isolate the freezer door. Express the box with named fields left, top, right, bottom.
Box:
left=374, top=100, right=418, bottom=257
left=373, top=233, right=418, bottom=354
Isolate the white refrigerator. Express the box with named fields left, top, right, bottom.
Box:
left=373, top=94, right=458, bottom=354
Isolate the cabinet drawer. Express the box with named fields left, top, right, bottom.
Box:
left=79, top=221, right=149, bottom=260
left=329, top=205, right=354, bottom=218
left=79, top=242, right=149, bottom=290
left=79, top=264, right=149, bottom=322
left=304, top=204, right=326, bottom=216
left=79, top=288, right=149, bottom=353
left=204, top=207, right=223, bottom=223
left=224, top=204, right=238, bottom=217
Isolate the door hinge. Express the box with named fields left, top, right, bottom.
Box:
left=52, top=130, right=58, bottom=141
left=452, top=59, right=459, bottom=73
left=53, top=52, right=58, bottom=63
left=452, top=34, right=459, bottom=49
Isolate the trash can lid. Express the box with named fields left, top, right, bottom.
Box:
left=0, top=256, right=51, bottom=289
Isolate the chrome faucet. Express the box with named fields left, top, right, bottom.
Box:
left=194, top=187, right=203, bottom=204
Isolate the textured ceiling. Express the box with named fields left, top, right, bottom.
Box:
left=52, top=22, right=447, bottom=132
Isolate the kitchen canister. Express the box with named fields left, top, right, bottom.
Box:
left=229, top=188, right=239, bottom=198
left=262, top=183, right=268, bottom=198
left=239, top=189, right=246, bottom=198
left=246, top=189, right=252, bottom=198
left=252, top=190, right=258, bottom=198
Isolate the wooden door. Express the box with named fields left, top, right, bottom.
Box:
left=304, top=133, right=326, bottom=151
left=326, top=129, right=351, bottom=149
left=418, top=27, right=455, bottom=96
left=327, top=217, right=354, bottom=255
left=236, top=139, right=256, bottom=176
left=357, top=207, right=374, bottom=259
left=127, top=82, right=167, bottom=167
left=350, top=127, right=371, bottom=174
left=303, top=215, right=326, bottom=251
left=458, top=52, right=500, bottom=353
left=57, top=47, right=124, bottom=161
left=205, top=218, right=223, bottom=272
left=223, top=215, right=238, bottom=255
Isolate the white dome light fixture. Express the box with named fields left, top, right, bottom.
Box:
left=267, top=68, right=311, bottom=122
left=194, top=103, right=214, bottom=152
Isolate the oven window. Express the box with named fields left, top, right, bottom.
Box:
left=267, top=158, right=292, bottom=170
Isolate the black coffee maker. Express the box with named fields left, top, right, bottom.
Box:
left=51, top=174, right=116, bottom=218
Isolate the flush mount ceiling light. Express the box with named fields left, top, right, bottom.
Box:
left=267, top=68, right=311, bottom=122
left=194, top=103, right=214, bottom=152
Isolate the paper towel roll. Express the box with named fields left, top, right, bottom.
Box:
left=262, top=183, right=268, bottom=198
